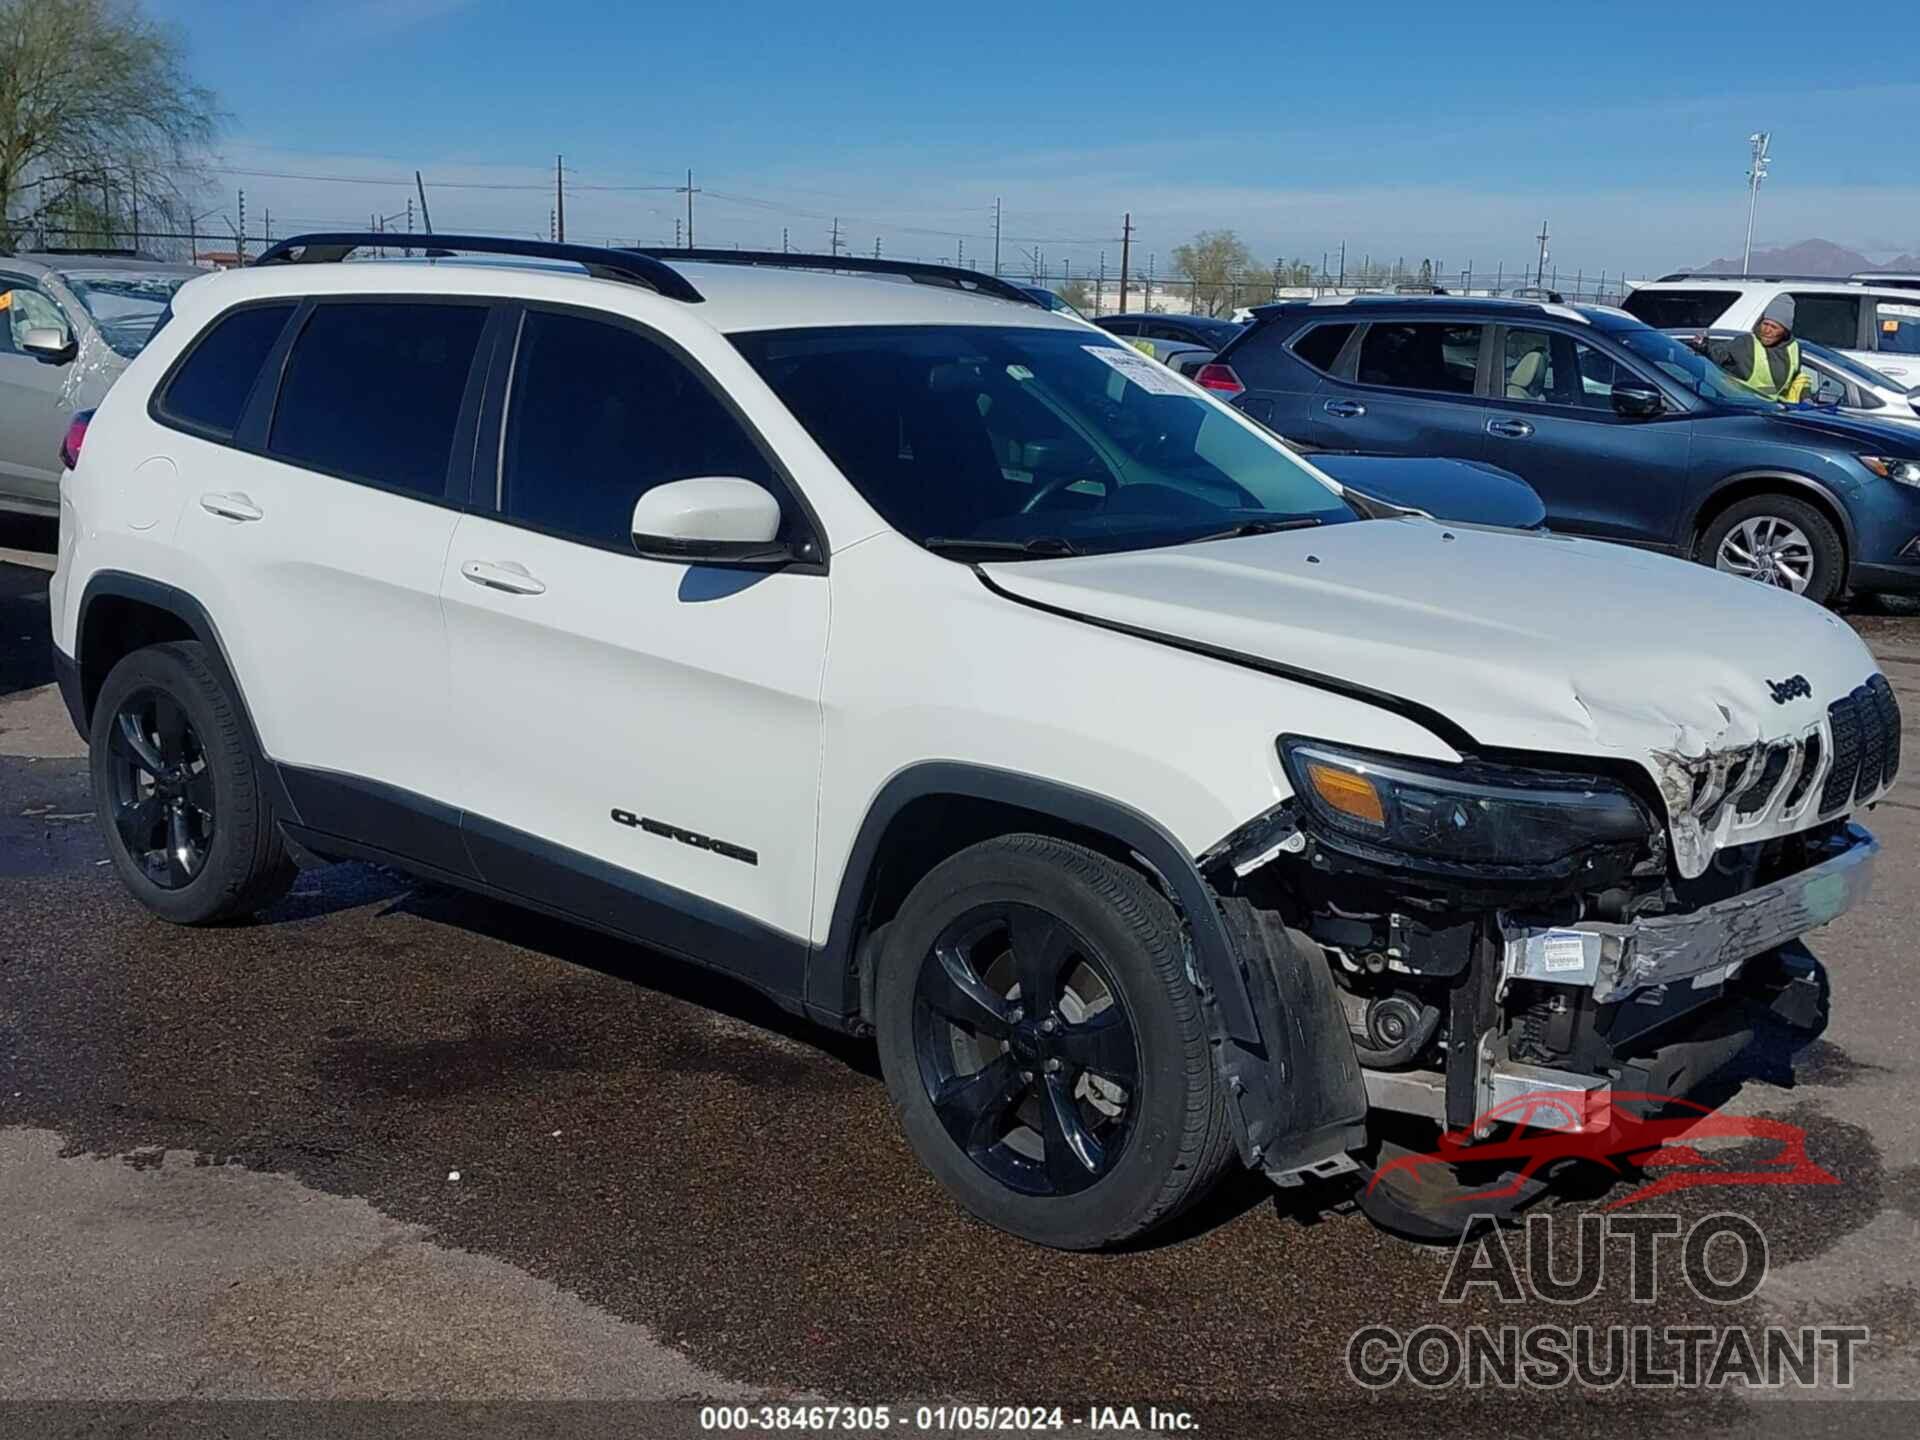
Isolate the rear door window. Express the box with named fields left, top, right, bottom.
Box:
left=1291, top=322, right=1356, bottom=374
left=1785, top=293, right=1861, bottom=349
left=1874, top=301, right=1920, bottom=357
left=1355, top=322, right=1483, bottom=395
left=267, top=301, right=487, bottom=497
left=1619, top=289, right=1735, bottom=330
left=154, top=303, right=296, bottom=439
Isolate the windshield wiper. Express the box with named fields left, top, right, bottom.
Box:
left=922, top=535, right=1081, bottom=559
left=1178, top=517, right=1325, bottom=545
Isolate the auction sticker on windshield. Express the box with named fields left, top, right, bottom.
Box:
left=1083, top=343, right=1189, bottom=395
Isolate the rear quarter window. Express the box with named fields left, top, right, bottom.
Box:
left=1620, top=289, right=1737, bottom=330
left=1291, top=322, right=1357, bottom=374
left=153, top=303, right=298, bottom=440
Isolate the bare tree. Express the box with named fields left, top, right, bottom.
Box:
left=0, top=0, right=218, bottom=250
left=1171, top=229, right=1254, bottom=317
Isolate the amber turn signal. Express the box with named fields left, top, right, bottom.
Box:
left=1304, top=760, right=1386, bottom=827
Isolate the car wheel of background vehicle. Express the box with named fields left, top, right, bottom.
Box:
left=874, top=834, right=1234, bottom=1250
left=90, top=641, right=296, bottom=925
left=1697, top=494, right=1844, bottom=605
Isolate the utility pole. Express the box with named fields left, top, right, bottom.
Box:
left=873, top=236, right=881, bottom=259
left=992, top=196, right=1002, bottom=276
left=263, top=209, right=271, bottom=242
left=1338, top=240, right=1346, bottom=288
left=415, top=171, right=434, bottom=234
left=404, top=198, right=412, bottom=256
left=680, top=168, right=699, bottom=247
left=1098, top=251, right=1106, bottom=315
left=1146, top=252, right=1154, bottom=310
left=1118, top=212, right=1133, bottom=314
left=1533, top=221, right=1550, bottom=287
left=957, top=237, right=964, bottom=268
left=674, top=217, right=682, bottom=246
left=236, top=189, right=246, bottom=261
left=781, top=226, right=788, bottom=253
left=1742, top=132, right=1771, bottom=275
left=555, top=154, right=565, bottom=242
left=829, top=217, right=841, bottom=255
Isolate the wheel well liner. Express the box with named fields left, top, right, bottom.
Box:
left=1689, top=472, right=1854, bottom=558
left=74, top=571, right=301, bottom=823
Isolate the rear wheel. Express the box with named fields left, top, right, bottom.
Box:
left=874, top=835, right=1233, bottom=1249
left=90, top=642, right=295, bottom=925
left=1698, top=494, right=1844, bottom=606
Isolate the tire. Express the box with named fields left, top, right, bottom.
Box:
left=874, top=834, right=1234, bottom=1249
left=1697, top=494, right=1845, bottom=606
left=90, top=641, right=296, bottom=925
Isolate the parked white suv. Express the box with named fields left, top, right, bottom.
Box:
left=49, top=234, right=1895, bottom=1248
left=1623, top=273, right=1920, bottom=387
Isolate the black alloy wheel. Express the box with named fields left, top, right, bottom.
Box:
left=913, top=900, right=1141, bottom=1197
left=105, top=687, right=214, bottom=888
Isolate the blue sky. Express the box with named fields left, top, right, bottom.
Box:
left=149, top=0, right=1918, bottom=277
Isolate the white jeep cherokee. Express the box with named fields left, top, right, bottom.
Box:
left=49, top=234, right=1896, bottom=1249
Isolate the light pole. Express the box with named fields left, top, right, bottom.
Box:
left=1742, top=132, right=1771, bottom=276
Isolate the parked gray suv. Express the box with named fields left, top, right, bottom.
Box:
left=0, top=252, right=198, bottom=517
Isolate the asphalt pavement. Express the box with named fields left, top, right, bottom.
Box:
left=3, top=513, right=1917, bottom=1438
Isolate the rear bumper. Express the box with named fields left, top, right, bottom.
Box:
left=52, top=646, right=85, bottom=740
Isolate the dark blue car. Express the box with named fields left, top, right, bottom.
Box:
left=1202, top=295, right=1920, bottom=605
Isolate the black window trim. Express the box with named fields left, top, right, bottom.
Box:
left=1341, top=318, right=1494, bottom=400
left=148, top=296, right=303, bottom=446
left=478, top=299, right=830, bottom=574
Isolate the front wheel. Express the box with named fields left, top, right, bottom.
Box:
left=874, top=834, right=1233, bottom=1250
left=1697, top=494, right=1844, bottom=606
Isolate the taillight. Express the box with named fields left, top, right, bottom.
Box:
left=60, top=408, right=94, bottom=470
left=1195, top=363, right=1244, bottom=397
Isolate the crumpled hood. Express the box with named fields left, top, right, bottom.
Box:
left=984, top=519, right=1882, bottom=868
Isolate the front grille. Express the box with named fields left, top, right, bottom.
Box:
left=1822, top=678, right=1902, bottom=814
left=1782, top=731, right=1820, bottom=811
left=1736, top=744, right=1791, bottom=816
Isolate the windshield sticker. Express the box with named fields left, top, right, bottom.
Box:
left=1083, top=343, right=1189, bottom=396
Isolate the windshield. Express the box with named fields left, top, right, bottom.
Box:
left=1615, top=328, right=1782, bottom=410
left=60, top=270, right=190, bottom=358
left=732, top=325, right=1354, bottom=556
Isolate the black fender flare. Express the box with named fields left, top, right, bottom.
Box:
left=807, top=762, right=1368, bottom=1173
left=1684, top=470, right=1856, bottom=556
left=73, top=570, right=302, bottom=825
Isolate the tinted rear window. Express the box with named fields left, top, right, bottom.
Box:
left=268, top=302, right=486, bottom=497
left=156, top=303, right=295, bottom=438
left=1620, top=289, right=1736, bottom=330
left=1292, top=322, right=1356, bottom=373
left=1355, top=322, right=1482, bottom=394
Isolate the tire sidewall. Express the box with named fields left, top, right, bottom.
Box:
left=1700, top=495, right=1844, bottom=606
left=874, top=845, right=1198, bottom=1249
left=89, top=645, right=253, bottom=924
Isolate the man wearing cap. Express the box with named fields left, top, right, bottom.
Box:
left=1707, top=295, right=1813, bottom=402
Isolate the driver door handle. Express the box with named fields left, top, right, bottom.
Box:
left=199, top=491, right=263, bottom=522
left=1323, top=399, right=1366, bottom=419
left=460, top=560, right=547, bottom=596
left=1486, top=418, right=1535, bottom=439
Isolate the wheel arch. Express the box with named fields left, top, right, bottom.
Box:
left=1687, top=471, right=1854, bottom=562
left=74, top=571, right=300, bottom=823
left=806, top=763, right=1263, bottom=1046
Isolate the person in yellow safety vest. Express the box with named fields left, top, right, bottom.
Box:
left=1707, top=294, right=1813, bottom=402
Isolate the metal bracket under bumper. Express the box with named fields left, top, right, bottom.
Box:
left=1502, top=826, right=1876, bottom=1004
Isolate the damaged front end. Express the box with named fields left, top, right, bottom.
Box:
left=1194, top=709, right=1891, bottom=1191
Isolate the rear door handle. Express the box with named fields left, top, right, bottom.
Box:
left=1323, top=399, right=1366, bottom=419
left=1486, top=418, right=1535, bottom=439
left=460, top=560, right=547, bottom=596
left=199, top=491, right=263, bottom=522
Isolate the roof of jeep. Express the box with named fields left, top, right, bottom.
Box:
left=163, top=256, right=1086, bottom=336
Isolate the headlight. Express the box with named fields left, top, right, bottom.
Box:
left=1861, top=456, right=1920, bottom=486
left=1278, top=739, right=1653, bottom=871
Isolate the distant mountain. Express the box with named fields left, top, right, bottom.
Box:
left=1691, top=239, right=1920, bottom=276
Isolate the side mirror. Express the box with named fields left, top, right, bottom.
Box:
left=1612, top=381, right=1664, bottom=419
left=630, top=476, right=794, bottom=565
left=20, top=326, right=75, bottom=364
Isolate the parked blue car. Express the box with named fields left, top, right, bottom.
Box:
left=1202, top=295, right=1920, bottom=604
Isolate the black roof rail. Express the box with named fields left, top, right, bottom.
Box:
left=1652, top=270, right=1904, bottom=287
left=252, top=232, right=705, bottom=303
left=633, top=247, right=1045, bottom=308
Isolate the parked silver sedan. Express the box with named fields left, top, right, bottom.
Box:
left=1, top=253, right=199, bottom=517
